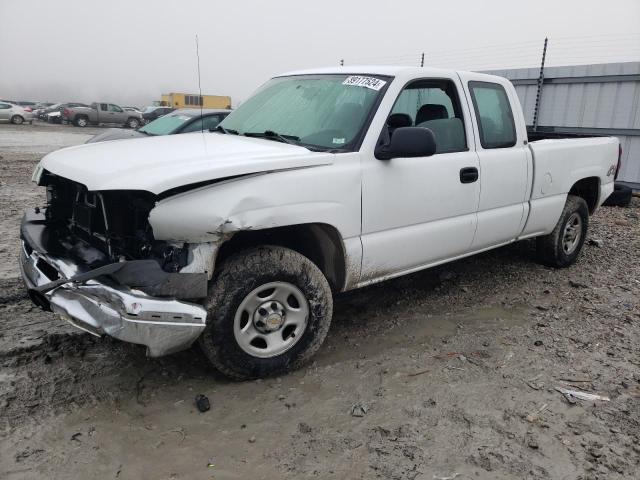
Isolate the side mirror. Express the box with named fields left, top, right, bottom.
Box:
left=376, top=126, right=437, bottom=160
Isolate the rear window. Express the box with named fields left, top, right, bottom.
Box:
left=469, top=81, right=516, bottom=149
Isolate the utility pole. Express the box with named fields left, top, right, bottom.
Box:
left=420, top=52, right=424, bottom=67
left=532, top=37, right=548, bottom=132
left=340, top=59, right=344, bottom=66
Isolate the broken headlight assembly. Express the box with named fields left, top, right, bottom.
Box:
left=39, top=170, right=190, bottom=273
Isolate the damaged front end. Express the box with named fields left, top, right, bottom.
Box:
left=20, top=171, right=210, bottom=356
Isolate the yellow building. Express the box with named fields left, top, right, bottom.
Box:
left=160, top=93, right=231, bottom=109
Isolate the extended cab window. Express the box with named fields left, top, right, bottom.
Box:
left=181, top=114, right=222, bottom=133
left=389, top=79, right=467, bottom=154
left=469, top=81, right=516, bottom=149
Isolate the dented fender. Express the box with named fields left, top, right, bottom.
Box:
left=149, top=161, right=361, bottom=243
left=148, top=156, right=363, bottom=282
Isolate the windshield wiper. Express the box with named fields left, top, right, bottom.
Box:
left=244, top=130, right=300, bottom=146
left=213, top=125, right=238, bottom=135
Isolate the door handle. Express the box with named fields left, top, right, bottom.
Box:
left=460, top=167, right=478, bottom=184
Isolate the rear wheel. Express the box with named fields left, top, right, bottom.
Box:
left=199, top=246, right=333, bottom=380
left=536, top=195, right=589, bottom=268
left=75, top=116, right=88, bottom=127
left=11, top=115, right=24, bottom=125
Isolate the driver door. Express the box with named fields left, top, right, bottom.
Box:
left=0, top=103, right=11, bottom=121
left=360, top=77, right=480, bottom=283
left=108, top=104, right=126, bottom=123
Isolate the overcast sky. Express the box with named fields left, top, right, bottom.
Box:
left=1, top=0, right=639, bottom=107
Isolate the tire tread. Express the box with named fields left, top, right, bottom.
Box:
left=199, top=246, right=333, bottom=380
left=536, top=195, right=589, bottom=268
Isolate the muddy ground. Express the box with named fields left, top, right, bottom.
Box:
left=0, top=123, right=639, bottom=480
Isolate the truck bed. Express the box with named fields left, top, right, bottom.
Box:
left=519, top=135, right=618, bottom=239
left=527, top=126, right=610, bottom=142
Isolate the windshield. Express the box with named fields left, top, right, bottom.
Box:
left=139, top=113, right=191, bottom=135
left=219, top=74, right=389, bottom=150
left=143, top=106, right=159, bottom=113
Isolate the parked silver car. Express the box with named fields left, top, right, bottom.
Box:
left=0, top=102, right=33, bottom=124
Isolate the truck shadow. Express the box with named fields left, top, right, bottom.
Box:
left=334, top=239, right=536, bottom=324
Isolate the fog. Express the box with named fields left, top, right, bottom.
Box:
left=1, top=0, right=639, bottom=107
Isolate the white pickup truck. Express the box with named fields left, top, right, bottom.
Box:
left=21, top=66, right=621, bottom=379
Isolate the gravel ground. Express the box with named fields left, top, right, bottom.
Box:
left=0, top=123, right=639, bottom=480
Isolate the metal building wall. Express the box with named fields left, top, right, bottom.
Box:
left=484, top=62, right=640, bottom=184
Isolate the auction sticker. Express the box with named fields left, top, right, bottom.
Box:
left=342, top=76, right=386, bottom=91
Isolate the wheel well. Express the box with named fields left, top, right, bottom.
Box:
left=216, top=223, right=347, bottom=292
left=569, top=177, right=599, bottom=214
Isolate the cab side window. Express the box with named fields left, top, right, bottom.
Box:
left=181, top=118, right=204, bottom=133
left=202, top=114, right=222, bottom=130
left=469, top=81, right=516, bottom=149
left=108, top=104, right=123, bottom=112
left=388, top=79, right=467, bottom=154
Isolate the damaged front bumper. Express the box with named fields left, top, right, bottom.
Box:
left=19, top=214, right=208, bottom=357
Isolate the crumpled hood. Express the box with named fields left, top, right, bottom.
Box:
left=39, top=133, right=333, bottom=194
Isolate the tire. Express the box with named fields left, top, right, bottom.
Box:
left=75, top=116, right=88, bottom=127
left=603, top=183, right=632, bottom=208
left=199, top=246, right=333, bottom=380
left=536, top=195, right=589, bottom=268
left=126, top=117, right=140, bottom=129
left=11, top=115, right=24, bottom=125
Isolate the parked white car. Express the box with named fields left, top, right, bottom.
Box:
left=21, top=66, right=620, bottom=379
left=46, top=111, right=62, bottom=123
left=0, top=102, right=33, bottom=124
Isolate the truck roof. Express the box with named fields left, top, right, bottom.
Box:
left=279, top=65, right=503, bottom=82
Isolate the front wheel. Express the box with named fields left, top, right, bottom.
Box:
left=536, top=195, right=589, bottom=268
left=199, top=246, right=333, bottom=380
left=126, top=117, right=140, bottom=129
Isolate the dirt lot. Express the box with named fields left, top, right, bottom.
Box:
left=1, top=123, right=639, bottom=480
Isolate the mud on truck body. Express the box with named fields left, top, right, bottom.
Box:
left=21, top=66, right=620, bottom=379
